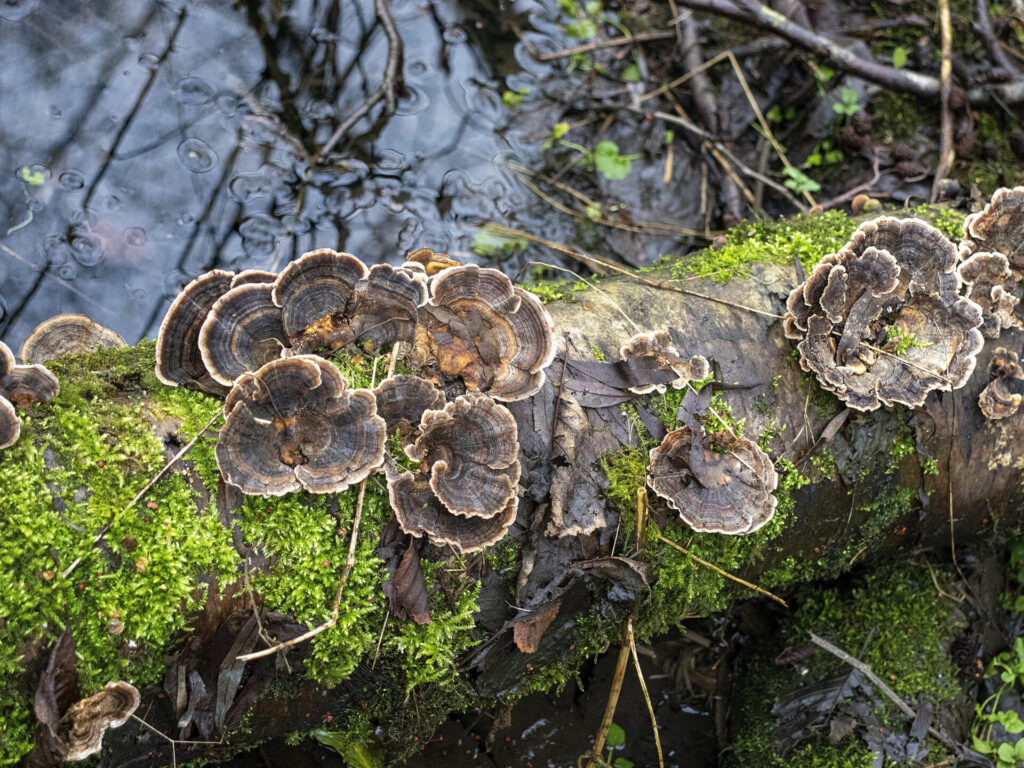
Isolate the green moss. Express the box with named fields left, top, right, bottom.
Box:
left=658, top=210, right=859, bottom=283
left=727, top=561, right=962, bottom=768
left=908, top=204, right=964, bottom=241
left=521, top=278, right=588, bottom=304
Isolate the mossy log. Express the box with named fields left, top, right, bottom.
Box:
left=2, top=209, right=1022, bottom=766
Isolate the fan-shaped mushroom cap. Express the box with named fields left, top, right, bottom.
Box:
left=406, top=394, right=520, bottom=518
left=373, top=374, right=446, bottom=444
left=784, top=217, right=984, bottom=410
left=345, top=264, right=428, bottom=350
left=65, top=681, right=141, bottom=761
left=230, top=269, right=277, bottom=288
left=0, top=397, right=19, bottom=450
left=957, top=252, right=1022, bottom=338
left=961, top=186, right=1024, bottom=270
left=979, top=347, right=1024, bottom=420
left=155, top=270, right=235, bottom=391
left=385, top=464, right=518, bottom=553
left=403, top=247, right=461, bottom=276
left=0, top=341, right=13, bottom=378
left=647, top=426, right=778, bottom=535
left=618, top=331, right=710, bottom=394
left=19, top=314, right=126, bottom=364
left=217, top=355, right=386, bottom=496
left=413, top=265, right=556, bottom=401
left=199, top=283, right=289, bottom=386
left=1, top=363, right=59, bottom=408
left=273, top=248, right=367, bottom=341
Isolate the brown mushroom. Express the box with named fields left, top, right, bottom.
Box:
left=784, top=217, right=984, bottom=410
left=0, top=396, right=18, bottom=450
left=1, top=364, right=59, bottom=408
left=273, top=250, right=426, bottom=353
left=646, top=392, right=777, bottom=534
left=412, top=265, right=556, bottom=401
left=199, top=283, right=289, bottom=386
left=64, top=681, right=141, bottom=761
left=0, top=340, right=13, bottom=380
left=978, top=347, right=1024, bottom=420
left=217, top=355, right=386, bottom=496
left=230, top=269, right=277, bottom=288
left=19, top=314, right=126, bottom=363
left=957, top=252, right=1021, bottom=338
left=403, top=247, right=461, bottom=276
left=618, top=331, right=710, bottom=394
left=373, top=374, right=446, bottom=445
left=384, top=393, right=520, bottom=552
left=155, top=269, right=235, bottom=392
left=960, top=186, right=1024, bottom=272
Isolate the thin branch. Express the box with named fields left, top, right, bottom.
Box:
left=931, top=0, right=955, bottom=202
left=629, top=630, right=664, bottom=768
left=658, top=534, right=789, bottom=607
left=539, top=30, right=676, bottom=60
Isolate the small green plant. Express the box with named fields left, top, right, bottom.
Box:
left=892, top=46, right=910, bottom=69
left=832, top=87, right=861, bottom=116
left=472, top=223, right=528, bottom=257
left=549, top=130, right=640, bottom=181
left=18, top=166, right=45, bottom=186
left=782, top=166, right=821, bottom=195
left=502, top=87, right=530, bottom=107
left=973, top=638, right=1024, bottom=767
left=603, top=722, right=634, bottom=768
left=885, top=326, right=932, bottom=355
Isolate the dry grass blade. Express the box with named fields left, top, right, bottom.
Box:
left=657, top=534, right=789, bottom=607
left=629, top=630, right=664, bottom=768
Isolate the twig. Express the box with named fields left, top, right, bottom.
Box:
left=931, top=0, right=955, bottom=203
left=976, top=0, right=1020, bottom=73
left=679, top=0, right=1024, bottom=105
left=808, top=632, right=961, bottom=753
left=374, top=0, right=404, bottom=112
left=237, top=477, right=368, bottom=662
left=629, top=626, right=665, bottom=768
left=539, top=30, right=676, bottom=60
left=61, top=410, right=223, bottom=580
left=658, top=534, right=789, bottom=607
left=130, top=713, right=224, bottom=768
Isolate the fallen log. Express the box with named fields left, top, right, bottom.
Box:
left=1, top=207, right=1020, bottom=766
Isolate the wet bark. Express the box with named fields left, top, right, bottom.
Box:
left=98, top=259, right=1024, bottom=765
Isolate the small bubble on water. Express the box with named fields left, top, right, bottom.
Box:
left=58, top=263, right=78, bottom=280
left=137, top=52, right=160, bottom=71
left=443, top=24, right=467, bottom=43
left=47, top=105, right=63, bottom=119
left=40, top=234, right=70, bottom=266
left=174, top=77, right=214, bottom=106
left=58, top=171, right=84, bottom=191
left=124, top=227, right=147, bottom=246
left=70, top=231, right=104, bottom=267
left=177, top=138, right=217, bottom=173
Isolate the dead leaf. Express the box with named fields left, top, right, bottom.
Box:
left=513, top=603, right=560, bottom=654
left=384, top=540, right=431, bottom=624
left=26, top=628, right=78, bottom=768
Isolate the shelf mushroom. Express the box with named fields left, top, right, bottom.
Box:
left=960, top=186, right=1024, bottom=272
left=64, top=681, right=141, bottom=761
left=1, top=340, right=60, bottom=450
left=155, top=269, right=236, bottom=393
left=979, top=348, right=1024, bottom=420
left=957, top=252, right=1021, bottom=338
left=373, top=374, right=446, bottom=445
left=216, top=355, right=386, bottom=496
left=199, top=282, right=290, bottom=386
left=784, top=217, right=984, bottom=410
left=647, top=389, right=778, bottom=535
left=272, top=249, right=426, bottom=354
left=385, top=393, right=520, bottom=553
left=412, top=264, right=556, bottom=402
left=19, top=314, right=126, bottom=363
left=618, top=330, right=709, bottom=394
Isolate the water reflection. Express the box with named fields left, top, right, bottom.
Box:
left=0, top=0, right=549, bottom=349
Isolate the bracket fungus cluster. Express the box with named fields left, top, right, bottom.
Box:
left=19, top=314, right=126, bottom=363
left=618, top=330, right=709, bottom=394
left=957, top=186, right=1024, bottom=338
left=217, top=355, right=386, bottom=496
left=0, top=340, right=59, bottom=450
left=380, top=385, right=520, bottom=553
left=979, top=347, right=1024, bottom=420
left=646, top=390, right=778, bottom=535
left=785, top=217, right=984, bottom=410
left=63, top=681, right=141, bottom=761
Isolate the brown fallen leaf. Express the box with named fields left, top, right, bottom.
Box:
left=513, top=603, right=560, bottom=654
left=384, top=539, right=431, bottom=624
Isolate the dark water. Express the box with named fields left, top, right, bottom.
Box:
left=0, top=0, right=575, bottom=351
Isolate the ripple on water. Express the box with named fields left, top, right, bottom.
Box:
left=376, top=149, right=407, bottom=175
left=58, top=263, right=78, bottom=280
left=124, top=227, right=147, bottom=246
left=137, top=52, right=160, bottom=71
left=394, top=83, right=429, bottom=116
left=69, top=229, right=105, bottom=267
left=228, top=171, right=278, bottom=204
left=40, top=234, right=71, bottom=267
left=238, top=213, right=281, bottom=259
left=174, top=77, right=214, bottom=106
left=443, top=24, right=467, bottom=44
left=177, top=137, right=217, bottom=173
left=0, top=0, right=40, bottom=22
left=58, top=170, right=85, bottom=191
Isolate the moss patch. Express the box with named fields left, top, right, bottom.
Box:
left=727, top=561, right=963, bottom=768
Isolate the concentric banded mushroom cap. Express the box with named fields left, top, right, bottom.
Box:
left=961, top=186, right=1024, bottom=270
left=957, top=252, right=1022, bottom=338
left=979, top=348, right=1024, bottom=420
left=230, top=269, right=277, bottom=288
left=273, top=248, right=367, bottom=342
left=217, top=355, right=386, bottom=496
left=0, top=397, right=19, bottom=450
left=1, top=363, right=59, bottom=408
left=0, top=341, right=13, bottom=378
left=385, top=464, right=518, bottom=553
left=415, top=265, right=556, bottom=401
left=347, top=264, right=428, bottom=350
left=155, top=270, right=235, bottom=390
left=199, top=283, right=289, bottom=386
left=647, top=426, right=778, bottom=535
left=406, top=394, right=520, bottom=518
left=19, top=314, right=126, bottom=363
left=784, top=217, right=984, bottom=410
left=65, top=681, right=141, bottom=761
left=373, top=374, right=446, bottom=444
left=618, top=331, right=710, bottom=394
left=403, top=247, right=461, bottom=276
